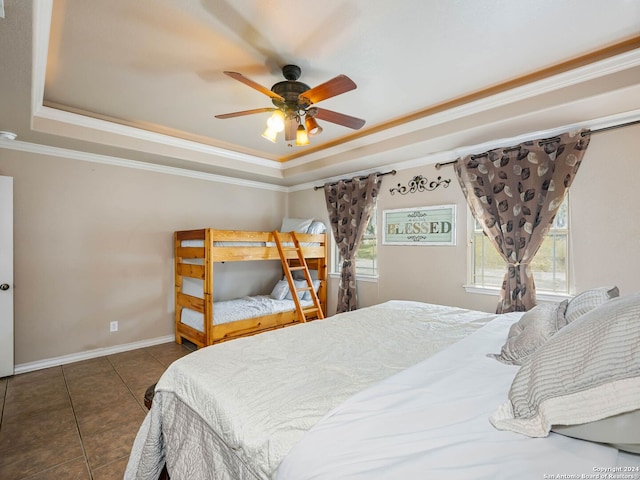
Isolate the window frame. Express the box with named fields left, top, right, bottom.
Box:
left=330, top=206, right=379, bottom=280
left=465, top=195, right=572, bottom=300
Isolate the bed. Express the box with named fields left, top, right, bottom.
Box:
left=174, top=220, right=327, bottom=347
left=127, top=294, right=640, bottom=480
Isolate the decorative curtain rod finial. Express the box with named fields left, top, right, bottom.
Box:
left=435, top=160, right=458, bottom=170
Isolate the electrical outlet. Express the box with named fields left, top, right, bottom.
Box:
left=110, top=321, right=118, bottom=332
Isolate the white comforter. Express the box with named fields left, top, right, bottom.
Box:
left=125, top=301, right=496, bottom=480
left=275, top=313, right=640, bottom=480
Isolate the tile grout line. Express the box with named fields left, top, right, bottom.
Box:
left=106, top=355, right=149, bottom=412
left=0, top=379, right=6, bottom=432
left=74, top=354, right=151, bottom=477
left=61, top=366, right=95, bottom=480
left=1, top=344, right=192, bottom=479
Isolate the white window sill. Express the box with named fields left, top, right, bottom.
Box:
left=329, top=273, right=379, bottom=283
left=463, top=285, right=572, bottom=302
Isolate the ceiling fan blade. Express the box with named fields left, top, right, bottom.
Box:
left=215, top=107, right=276, bottom=119
left=285, top=116, right=297, bottom=142
left=299, top=75, right=357, bottom=105
left=314, top=108, right=366, bottom=130
left=223, top=72, right=284, bottom=101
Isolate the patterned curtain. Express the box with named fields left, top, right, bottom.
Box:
left=324, top=173, right=382, bottom=313
left=455, top=130, right=591, bottom=313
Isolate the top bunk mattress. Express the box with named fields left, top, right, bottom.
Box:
left=179, top=220, right=327, bottom=248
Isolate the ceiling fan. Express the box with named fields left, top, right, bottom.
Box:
left=215, top=64, right=365, bottom=146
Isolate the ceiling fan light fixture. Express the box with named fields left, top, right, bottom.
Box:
left=217, top=65, right=365, bottom=147
left=304, top=115, right=322, bottom=136
left=266, top=109, right=285, bottom=132
left=295, top=124, right=309, bottom=146
left=261, top=126, right=279, bottom=143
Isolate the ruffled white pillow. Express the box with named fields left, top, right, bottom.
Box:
left=565, top=285, right=619, bottom=323
left=490, top=293, right=640, bottom=441
left=488, top=300, right=567, bottom=366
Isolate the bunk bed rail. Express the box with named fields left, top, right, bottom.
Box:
left=175, top=229, right=326, bottom=262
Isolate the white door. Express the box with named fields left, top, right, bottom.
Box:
left=0, top=176, right=14, bottom=377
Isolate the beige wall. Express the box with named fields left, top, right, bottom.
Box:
left=290, top=125, right=640, bottom=315
left=0, top=149, right=287, bottom=364
left=2, top=124, right=638, bottom=366
left=570, top=126, right=640, bottom=294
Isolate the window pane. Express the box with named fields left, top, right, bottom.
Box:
left=553, top=200, right=568, bottom=229
left=472, top=197, right=569, bottom=294
left=530, top=232, right=567, bottom=292
left=355, top=236, right=377, bottom=276
left=473, top=233, right=505, bottom=287
left=333, top=208, right=378, bottom=277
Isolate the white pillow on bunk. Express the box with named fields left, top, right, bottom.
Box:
left=270, top=279, right=290, bottom=300
left=303, top=280, right=321, bottom=301
left=280, top=217, right=313, bottom=233
left=285, top=280, right=308, bottom=300
left=271, top=278, right=319, bottom=301
left=306, top=221, right=326, bottom=234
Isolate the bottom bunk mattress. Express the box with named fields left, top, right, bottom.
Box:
left=126, top=300, right=497, bottom=480
left=180, top=295, right=314, bottom=331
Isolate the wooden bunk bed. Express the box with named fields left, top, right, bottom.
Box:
left=174, top=228, right=327, bottom=348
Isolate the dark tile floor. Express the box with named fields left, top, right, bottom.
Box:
left=0, top=342, right=195, bottom=480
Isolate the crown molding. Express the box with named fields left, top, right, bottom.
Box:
left=289, top=109, right=640, bottom=192
left=0, top=139, right=290, bottom=192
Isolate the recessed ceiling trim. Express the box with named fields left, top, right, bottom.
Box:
left=281, top=35, right=640, bottom=163
left=282, top=46, right=640, bottom=171
left=41, top=100, right=284, bottom=163
left=32, top=105, right=285, bottom=171
left=31, top=0, right=52, bottom=118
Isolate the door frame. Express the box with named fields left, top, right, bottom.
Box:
left=0, top=176, right=14, bottom=377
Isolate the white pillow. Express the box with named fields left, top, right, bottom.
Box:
left=270, top=279, right=290, bottom=300
left=490, top=293, right=640, bottom=439
left=552, top=409, right=640, bottom=454
left=285, top=279, right=308, bottom=300
left=280, top=217, right=313, bottom=233
left=488, top=300, right=567, bottom=366
left=565, top=286, right=619, bottom=323
left=306, top=221, right=326, bottom=234
left=302, top=280, right=322, bottom=301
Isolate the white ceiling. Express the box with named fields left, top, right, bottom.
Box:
left=1, top=1, right=640, bottom=187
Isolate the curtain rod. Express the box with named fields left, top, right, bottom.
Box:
left=313, top=169, right=397, bottom=191
left=434, top=119, right=640, bottom=170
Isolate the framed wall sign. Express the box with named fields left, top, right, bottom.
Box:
left=382, top=204, right=456, bottom=245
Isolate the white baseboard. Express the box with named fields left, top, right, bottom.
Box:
left=12, top=335, right=175, bottom=375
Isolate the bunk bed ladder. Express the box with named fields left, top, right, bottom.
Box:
left=273, top=230, right=325, bottom=323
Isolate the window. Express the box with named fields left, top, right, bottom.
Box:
left=332, top=207, right=378, bottom=277
left=471, top=196, right=569, bottom=294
